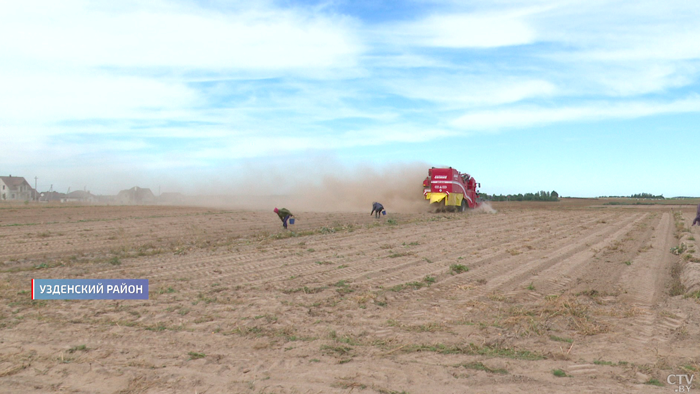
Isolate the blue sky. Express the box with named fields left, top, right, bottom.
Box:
left=1, top=0, right=699, bottom=197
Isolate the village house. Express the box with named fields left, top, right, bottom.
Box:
left=0, top=175, right=35, bottom=201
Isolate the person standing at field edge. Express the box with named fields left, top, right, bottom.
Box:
left=274, top=207, right=294, bottom=230
left=693, top=204, right=700, bottom=226
left=370, top=202, right=384, bottom=219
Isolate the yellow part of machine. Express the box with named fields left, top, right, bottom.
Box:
left=426, top=192, right=464, bottom=206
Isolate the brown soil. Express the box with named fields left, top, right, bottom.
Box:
left=1, top=200, right=699, bottom=393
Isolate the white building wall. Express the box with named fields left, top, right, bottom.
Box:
left=0, top=179, right=33, bottom=200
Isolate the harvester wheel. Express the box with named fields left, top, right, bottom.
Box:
left=460, top=199, right=467, bottom=212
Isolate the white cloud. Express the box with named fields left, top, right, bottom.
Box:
left=531, top=0, right=700, bottom=96
left=3, top=0, right=700, bottom=181
left=380, top=0, right=700, bottom=99
left=0, top=70, right=197, bottom=127
left=535, top=0, right=700, bottom=62
left=180, top=125, right=457, bottom=161
left=0, top=0, right=362, bottom=71
left=451, top=95, right=700, bottom=130
left=383, top=76, right=557, bottom=107
left=338, top=126, right=456, bottom=145
left=588, top=62, right=699, bottom=97
left=385, top=9, right=539, bottom=48
left=0, top=0, right=369, bottom=140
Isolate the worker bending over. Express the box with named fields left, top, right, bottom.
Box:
left=370, top=202, right=384, bottom=219
left=274, top=208, right=294, bottom=230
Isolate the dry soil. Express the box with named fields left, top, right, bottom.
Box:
left=1, top=200, right=700, bottom=393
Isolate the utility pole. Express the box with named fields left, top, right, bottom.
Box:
left=34, top=176, right=38, bottom=201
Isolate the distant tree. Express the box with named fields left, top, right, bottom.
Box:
left=630, top=193, right=664, bottom=199
left=481, top=191, right=559, bottom=202
left=599, top=193, right=664, bottom=199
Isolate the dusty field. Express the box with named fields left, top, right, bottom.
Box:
left=1, top=201, right=700, bottom=393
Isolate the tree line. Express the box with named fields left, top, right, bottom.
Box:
left=481, top=190, right=559, bottom=202
left=598, top=193, right=665, bottom=199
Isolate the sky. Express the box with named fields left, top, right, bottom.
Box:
left=1, top=0, right=699, bottom=198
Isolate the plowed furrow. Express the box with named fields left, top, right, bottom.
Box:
left=354, top=212, right=625, bottom=289
left=386, top=212, right=644, bottom=305
left=505, top=212, right=651, bottom=297
left=616, top=212, right=677, bottom=354
left=272, top=212, right=622, bottom=291
left=488, top=213, right=647, bottom=294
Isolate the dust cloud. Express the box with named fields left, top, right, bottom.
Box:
left=187, top=161, right=431, bottom=213
left=473, top=201, right=497, bottom=214
left=291, top=163, right=429, bottom=213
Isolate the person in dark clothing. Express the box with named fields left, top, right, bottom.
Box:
left=274, top=207, right=294, bottom=229
left=370, top=202, right=384, bottom=219
left=693, top=204, right=700, bottom=226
